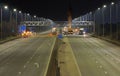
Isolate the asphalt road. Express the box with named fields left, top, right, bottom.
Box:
left=68, top=36, right=120, bottom=76
left=0, top=36, right=55, bottom=76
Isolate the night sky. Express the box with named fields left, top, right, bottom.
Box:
left=1, top=0, right=115, bottom=21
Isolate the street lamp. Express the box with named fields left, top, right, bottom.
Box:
left=110, top=2, right=115, bottom=38
left=4, top=6, right=8, bottom=9
left=116, top=3, right=119, bottom=40
left=95, top=8, right=101, bottom=36
left=103, top=5, right=107, bottom=8
left=98, top=8, right=100, bottom=10
left=13, top=8, right=17, bottom=12
left=34, top=15, right=36, bottom=21
left=13, top=8, right=17, bottom=33
left=26, top=13, right=30, bottom=21
left=19, top=11, right=21, bottom=13
left=34, top=15, right=36, bottom=18
left=18, top=11, right=23, bottom=25
left=111, top=2, right=114, bottom=5
left=102, top=5, right=107, bottom=36
left=0, top=5, right=8, bottom=40
left=19, top=11, right=22, bottom=21
left=27, top=13, right=29, bottom=15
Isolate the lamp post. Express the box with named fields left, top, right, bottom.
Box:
left=13, top=8, right=17, bottom=33
left=34, top=15, right=36, bottom=21
left=116, top=3, right=119, bottom=40
left=19, top=11, right=22, bottom=22
left=102, top=5, right=107, bottom=36
left=27, top=13, right=30, bottom=21
left=110, top=2, right=114, bottom=38
left=0, top=5, right=8, bottom=40
left=97, top=8, right=101, bottom=36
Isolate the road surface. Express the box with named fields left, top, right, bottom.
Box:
left=0, top=36, right=55, bottom=76
left=68, top=36, right=120, bottom=76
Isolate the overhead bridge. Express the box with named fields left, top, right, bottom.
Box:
left=21, top=21, right=51, bottom=26
left=54, top=21, right=94, bottom=27
left=72, top=21, right=95, bottom=33
left=20, top=21, right=51, bottom=32
left=72, top=21, right=94, bottom=26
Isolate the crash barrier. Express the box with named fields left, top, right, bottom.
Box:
left=45, top=37, right=62, bottom=76
left=0, top=36, right=20, bottom=44
left=92, top=35, right=120, bottom=46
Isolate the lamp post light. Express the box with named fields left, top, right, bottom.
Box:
left=27, top=13, right=30, bottom=16
left=98, top=8, right=100, bottom=10
left=19, top=11, right=21, bottom=13
left=95, top=8, right=101, bottom=36
left=18, top=11, right=23, bottom=22
left=34, top=15, right=36, bottom=18
left=4, top=6, right=8, bottom=9
left=0, top=5, right=8, bottom=40
left=111, top=2, right=114, bottom=5
left=34, top=15, right=36, bottom=21
left=97, top=8, right=101, bottom=35
left=27, top=13, right=30, bottom=21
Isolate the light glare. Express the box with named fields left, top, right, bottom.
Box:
left=27, top=13, right=30, bottom=16
left=19, top=11, right=22, bottom=13
left=103, top=5, right=107, bottom=8
left=111, top=2, right=114, bottom=5
left=34, top=15, right=36, bottom=18
left=4, top=6, right=8, bottom=9
left=13, top=9, right=17, bottom=12
left=98, top=8, right=100, bottom=10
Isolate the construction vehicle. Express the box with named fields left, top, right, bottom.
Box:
left=51, top=27, right=57, bottom=35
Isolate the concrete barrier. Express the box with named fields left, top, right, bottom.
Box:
left=92, top=35, right=120, bottom=46
left=0, top=36, right=20, bottom=44
left=45, top=37, right=62, bottom=76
